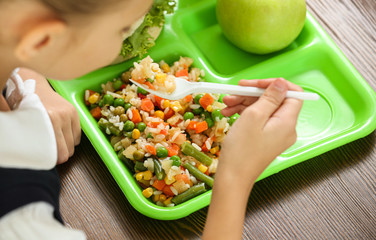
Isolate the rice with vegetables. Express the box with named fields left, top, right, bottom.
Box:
left=85, top=56, right=239, bottom=207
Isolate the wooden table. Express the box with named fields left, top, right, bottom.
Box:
left=57, top=0, right=376, bottom=239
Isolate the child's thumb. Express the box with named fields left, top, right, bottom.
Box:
left=252, top=78, right=288, bottom=119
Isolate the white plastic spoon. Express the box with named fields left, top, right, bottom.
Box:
left=130, top=78, right=320, bottom=101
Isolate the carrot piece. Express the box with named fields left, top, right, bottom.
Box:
left=90, top=106, right=102, bottom=120
left=199, top=93, right=215, bottom=110
left=140, top=98, right=155, bottom=112
left=187, top=121, right=198, bottom=130
left=175, top=174, right=190, bottom=184
left=152, top=179, right=166, bottom=191
left=147, top=121, right=163, bottom=128
left=154, top=95, right=164, bottom=107
left=145, top=145, right=156, bottom=155
left=145, top=81, right=156, bottom=90
left=167, top=144, right=179, bottom=157
left=184, top=95, right=193, bottom=103
left=195, top=121, right=208, bottom=134
left=164, top=108, right=175, bottom=120
left=175, top=69, right=189, bottom=78
left=160, top=129, right=168, bottom=135
left=162, top=185, right=175, bottom=197
left=131, top=108, right=142, bottom=123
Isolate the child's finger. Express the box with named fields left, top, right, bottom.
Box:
left=249, top=78, right=288, bottom=124
left=222, top=95, right=258, bottom=107
left=221, top=105, right=247, bottom=117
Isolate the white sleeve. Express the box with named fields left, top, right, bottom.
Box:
left=0, top=202, right=86, bottom=240
left=0, top=69, right=57, bottom=170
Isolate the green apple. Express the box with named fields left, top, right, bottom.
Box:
left=216, top=0, right=306, bottom=54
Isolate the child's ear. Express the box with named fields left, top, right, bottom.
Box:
left=14, top=20, right=67, bottom=62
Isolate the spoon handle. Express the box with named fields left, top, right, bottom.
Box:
left=192, top=82, right=320, bottom=101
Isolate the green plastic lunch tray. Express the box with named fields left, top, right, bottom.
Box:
left=49, top=0, right=376, bottom=220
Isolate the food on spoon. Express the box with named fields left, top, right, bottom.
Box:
left=216, top=0, right=306, bottom=54
left=84, top=56, right=240, bottom=206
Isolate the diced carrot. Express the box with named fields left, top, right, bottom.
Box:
left=131, top=109, right=142, bottom=123
left=195, top=121, right=208, bottom=134
left=167, top=144, right=179, bottom=157
left=184, top=95, right=193, bottom=103
left=152, top=179, right=166, bottom=191
left=145, top=145, right=156, bottom=155
left=175, top=69, right=189, bottom=78
left=175, top=174, right=190, bottom=184
left=90, top=106, right=102, bottom=120
left=205, top=169, right=210, bottom=176
left=187, top=121, right=198, bottom=130
left=162, top=185, right=175, bottom=197
left=147, top=121, right=163, bottom=128
left=145, top=81, right=156, bottom=90
left=199, top=93, right=215, bottom=110
left=160, top=129, right=168, bottom=135
left=164, top=108, right=175, bottom=120
left=201, top=137, right=214, bottom=152
left=201, top=144, right=209, bottom=152
left=154, top=95, right=164, bottom=107
left=140, top=98, right=155, bottom=112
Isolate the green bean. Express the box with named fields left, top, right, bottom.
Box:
left=183, top=163, right=214, bottom=188
left=118, top=150, right=134, bottom=172
left=153, top=158, right=165, bottom=180
left=171, top=183, right=206, bottom=205
left=134, top=161, right=147, bottom=172
left=108, top=126, right=122, bottom=136
left=98, top=118, right=110, bottom=130
left=181, top=142, right=213, bottom=166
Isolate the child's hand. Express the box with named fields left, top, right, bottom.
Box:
left=219, top=78, right=303, bottom=187
left=203, top=78, right=303, bottom=240
left=18, top=68, right=81, bottom=164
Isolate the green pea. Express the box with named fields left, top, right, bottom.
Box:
left=137, top=87, right=149, bottom=95
left=170, top=155, right=181, bottom=167
left=229, top=113, right=240, bottom=126
left=211, top=109, right=224, bottom=121
left=124, top=103, right=132, bottom=112
left=218, top=94, right=229, bottom=103
left=137, top=122, right=147, bottom=132
left=113, top=79, right=123, bottom=90
left=184, top=112, right=194, bottom=120
left=156, top=146, right=168, bottom=158
left=133, top=149, right=145, bottom=162
left=103, top=94, right=114, bottom=105
left=114, top=98, right=125, bottom=107
left=124, top=120, right=135, bottom=132
left=192, top=107, right=203, bottom=115
left=194, top=94, right=204, bottom=104
left=125, top=131, right=133, bottom=138
left=205, top=118, right=214, bottom=128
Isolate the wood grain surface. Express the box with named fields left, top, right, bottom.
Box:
left=57, top=0, right=376, bottom=239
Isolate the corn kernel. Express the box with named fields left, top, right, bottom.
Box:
left=165, top=176, right=176, bottom=185
left=161, top=100, right=170, bottom=109
left=163, top=197, right=173, bottom=206
left=152, top=194, right=160, bottom=202
left=161, top=63, right=170, bottom=73
left=155, top=73, right=167, bottom=83
left=88, top=93, right=100, bottom=104
left=206, top=105, right=213, bottom=112
left=198, top=163, right=208, bottom=174
left=132, top=129, right=141, bottom=139
left=138, top=179, right=150, bottom=187
left=170, top=101, right=183, bottom=112
left=142, top=187, right=153, bottom=198
left=159, top=194, right=167, bottom=202
left=136, top=172, right=144, bottom=181
left=154, top=110, right=165, bottom=119
left=210, top=146, right=220, bottom=155
left=143, top=170, right=153, bottom=181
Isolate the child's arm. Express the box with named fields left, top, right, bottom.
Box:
left=202, top=78, right=303, bottom=240
left=17, top=68, right=81, bottom=164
